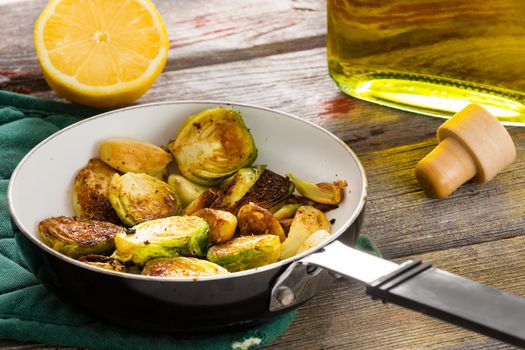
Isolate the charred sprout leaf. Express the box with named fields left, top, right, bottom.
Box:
left=210, top=165, right=266, bottom=212
left=287, top=195, right=339, bottom=213
left=141, top=257, right=228, bottom=277
left=73, top=158, right=121, bottom=224
left=38, top=216, right=125, bottom=258
left=183, top=189, right=219, bottom=215
left=114, top=216, right=209, bottom=265
left=237, top=203, right=286, bottom=242
left=168, top=108, right=258, bottom=186
left=296, top=229, right=331, bottom=254
left=286, top=173, right=347, bottom=205
left=272, top=204, right=302, bottom=220
left=207, top=234, right=281, bottom=272
left=99, top=138, right=172, bottom=179
left=108, top=173, right=182, bottom=227
left=167, top=174, right=209, bottom=207
left=193, top=208, right=237, bottom=244
left=78, top=255, right=128, bottom=272
left=279, top=206, right=331, bottom=260
left=234, top=169, right=294, bottom=212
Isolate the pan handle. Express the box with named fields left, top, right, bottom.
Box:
left=271, top=240, right=525, bottom=348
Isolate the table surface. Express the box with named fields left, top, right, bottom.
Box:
left=1, top=1, right=524, bottom=349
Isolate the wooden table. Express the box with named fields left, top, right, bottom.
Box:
left=1, top=1, right=524, bottom=349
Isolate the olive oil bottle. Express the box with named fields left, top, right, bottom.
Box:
left=327, top=0, right=525, bottom=124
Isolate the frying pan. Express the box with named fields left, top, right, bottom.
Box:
left=7, top=101, right=525, bottom=347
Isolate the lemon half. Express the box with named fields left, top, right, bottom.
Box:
left=34, top=0, right=169, bottom=108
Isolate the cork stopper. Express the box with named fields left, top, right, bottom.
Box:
left=415, top=104, right=516, bottom=198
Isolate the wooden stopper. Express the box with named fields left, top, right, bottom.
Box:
left=415, top=104, right=516, bottom=198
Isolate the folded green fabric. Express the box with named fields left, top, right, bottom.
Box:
left=0, top=90, right=381, bottom=350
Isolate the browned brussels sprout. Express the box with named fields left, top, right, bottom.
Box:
left=114, top=216, right=210, bottom=265
left=211, top=165, right=266, bottom=212
left=141, top=257, right=228, bottom=278
left=207, top=234, right=281, bottom=272
left=192, top=208, right=237, bottom=244
left=78, top=255, right=128, bottom=272
left=108, top=173, right=182, bottom=227
left=235, top=169, right=294, bottom=212
left=99, top=138, right=172, bottom=179
left=237, top=203, right=286, bottom=242
left=167, top=174, right=209, bottom=207
left=73, top=158, right=121, bottom=224
left=168, top=108, right=258, bottom=186
left=286, top=173, right=348, bottom=205
left=38, top=216, right=125, bottom=258
left=279, top=206, right=331, bottom=260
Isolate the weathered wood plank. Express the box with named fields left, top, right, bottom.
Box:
left=0, top=0, right=325, bottom=75
left=267, top=235, right=525, bottom=350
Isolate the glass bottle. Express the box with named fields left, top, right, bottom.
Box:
left=327, top=0, right=525, bottom=125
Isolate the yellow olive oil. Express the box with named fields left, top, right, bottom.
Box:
left=327, top=0, right=525, bottom=124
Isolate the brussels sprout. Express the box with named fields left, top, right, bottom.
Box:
left=286, top=173, right=348, bottom=205
left=193, top=208, right=237, bottom=244
left=237, top=203, right=286, bottom=242
left=108, top=173, right=182, bottom=227
left=183, top=189, right=219, bottom=215
left=295, top=229, right=331, bottom=254
left=99, top=138, right=172, bottom=179
left=73, top=158, right=121, bottom=224
left=235, top=169, right=294, bottom=212
left=279, top=206, right=331, bottom=260
left=38, top=216, right=125, bottom=258
left=272, top=204, right=302, bottom=220
left=167, top=174, right=209, bottom=207
left=207, top=234, right=281, bottom=272
left=78, top=255, right=128, bottom=272
left=211, top=165, right=266, bottom=212
left=141, top=257, right=228, bottom=277
left=168, top=108, right=258, bottom=186
left=114, top=216, right=209, bottom=265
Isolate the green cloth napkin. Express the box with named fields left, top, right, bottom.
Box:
left=0, top=90, right=381, bottom=350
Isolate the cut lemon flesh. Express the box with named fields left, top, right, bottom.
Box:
left=34, top=0, right=169, bottom=108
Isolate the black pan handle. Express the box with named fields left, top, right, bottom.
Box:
left=367, top=260, right=525, bottom=348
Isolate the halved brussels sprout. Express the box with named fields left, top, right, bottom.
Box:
left=237, top=203, right=286, bottom=242
left=235, top=169, right=294, bottom=211
left=295, top=229, right=331, bottom=254
left=99, top=138, right=172, bottom=179
left=207, top=234, right=281, bottom=272
left=38, top=216, right=125, bottom=258
left=108, top=173, right=182, bottom=227
left=78, top=255, right=128, bottom=272
left=193, top=208, right=237, bottom=244
left=211, top=165, right=266, bottom=212
left=286, top=173, right=348, bottom=205
left=141, top=257, right=228, bottom=277
left=183, top=189, right=219, bottom=215
left=168, top=108, right=258, bottom=186
left=272, top=203, right=302, bottom=220
left=73, top=158, right=121, bottom=224
left=114, top=216, right=209, bottom=265
left=167, top=174, right=209, bottom=207
left=279, top=206, right=331, bottom=260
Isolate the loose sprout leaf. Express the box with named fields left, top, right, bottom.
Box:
left=73, top=158, right=122, bottom=224
left=168, top=108, right=258, bottom=186
left=141, top=257, right=228, bottom=277
left=108, top=173, right=182, bottom=227
left=183, top=189, right=219, bottom=215
left=279, top=206, right=331, bottom=260
left=286, top=173, right=347, bottom=205
left=114, top=216, right=210, bottom=265
left=207, top=234, right=281, bottom=272
left=295, top=229, right=332, bottom=254
left=38, top=216, right=125, bottom=259
left=272, top=204, right=302, bottom=220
